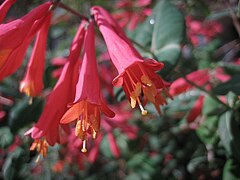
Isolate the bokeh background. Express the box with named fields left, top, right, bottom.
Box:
left=0, top=0, right=240, bottom=179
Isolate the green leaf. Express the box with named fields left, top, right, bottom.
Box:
left=187, top=156, right=207, bottom=173
left=2, top=147, right=27, bottom=180
left=218, top=111, right=240, bottom=161
left=196, top=116, right=219, bottom=145
left=202, top=96, right=223, bottom=116
left=127, top=152, right=148, bottom=168
left=0, top=127, right=13, bottom=148
left=213, top=75, right=240, bottom=95
left=131, top=0, right=185, bottom=75
left=223, top=159, right=240, bottom=180
left=8, top=96, right=43, bottom=132
left=113, top=86, right=125, bottom=102
left=221, top=63, right=240, bottom=75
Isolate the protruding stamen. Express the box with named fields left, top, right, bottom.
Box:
left=36, top=154, right=41, bottom=163
left=29, top=97, right=33, bottom=105
left=81, top=140, right=87, bottom=153
left=137, top=98, right=148, bottom=116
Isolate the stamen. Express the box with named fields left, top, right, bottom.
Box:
left=29, top=97, right=33, bottom=105
left=81, top=140, right=87, bottom=153
left=137, top=98, right=148, bottom=115
left=36, top=154, right=41, bottom=163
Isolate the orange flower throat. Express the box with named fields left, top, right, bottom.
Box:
left=71, top=101, right=101, bottom=153
left=123, top=63, right=169, bottom=114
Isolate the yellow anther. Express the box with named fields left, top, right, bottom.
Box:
left=130, top=96, right=137, bottom=108
left=141, top=75, right=152, bottom=87
left=75, top=120, right=81, bottom=137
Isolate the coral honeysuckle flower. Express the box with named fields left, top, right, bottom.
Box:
left=0, top=0, right=17, bottom=23
left=0, top=2, right=52, bottom=80
left=25, top=21, right=86, bottom=160
left=19, top=13, right=52, bottom=98
left=60, top=21, right=115, bottom=153
left=186, top=95, right=204, bottom=123
left=169, top=69, right=210, bottom=96
left=91, top=6, right=170, bottom=115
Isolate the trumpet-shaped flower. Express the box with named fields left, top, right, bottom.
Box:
left=60, top=21, right=115, bottom=153
left=25, top=21, right=86, bottom=159
left=19, top=13, right=52, bottom=98
left=91, top=6, right=170, bottom=114
left=0, top=2, right=52, bottom=80
left=0, top=0, right=17, bottom=23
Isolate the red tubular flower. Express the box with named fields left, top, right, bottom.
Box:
left=186, top=95, right=204, bottom=123
left=0, top=2, right=52, bottom=80
left=25, top=21, right=86, bottom=159
left=107, top=132, right=120, bottom=158
left=0, top=0, right=17, bottom=23
left=19, top=13, right=52, bottom=98
left=91, top=6, right=170, bottom=115
left=60, top=21, right=115, bottom=153
left=170, top=69, right=210, bottom=96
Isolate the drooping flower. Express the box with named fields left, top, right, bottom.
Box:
left=170, top=68, right=230, bottom=125
left=60, top=20, right=115, bottom=153
left=186, top=16, right=222, bottom=46
left=19, top=12, right=52, bottom=98
left=25, top=21, right=87, bottom=159
left=169, top=69, right=210, bottom=96
left=91, top=6, right=171, bottom=115
left=186, top=95, right=204, bottom=123
left=0, top=2, right=52, bottom=80
left=0, top=0, right=17, bottom=23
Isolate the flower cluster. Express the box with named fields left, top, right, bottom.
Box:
left=186, top=16, right=222, bottom=46
left=113, top=0, right=152, bottom=31
left=0, top=1, right=170, bottom=160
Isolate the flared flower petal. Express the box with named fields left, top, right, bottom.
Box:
left=19, top=13, right=52, bottom=97
left=61, top=21, right=114, bottom=153
left=0, top=2, right=52, bottom=80
left=92, top=6, right=170, bottom=114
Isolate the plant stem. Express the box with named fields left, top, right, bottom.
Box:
left=176, top=71, right=232, bottom=110
left=57, top=2, right=89, bottom=21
